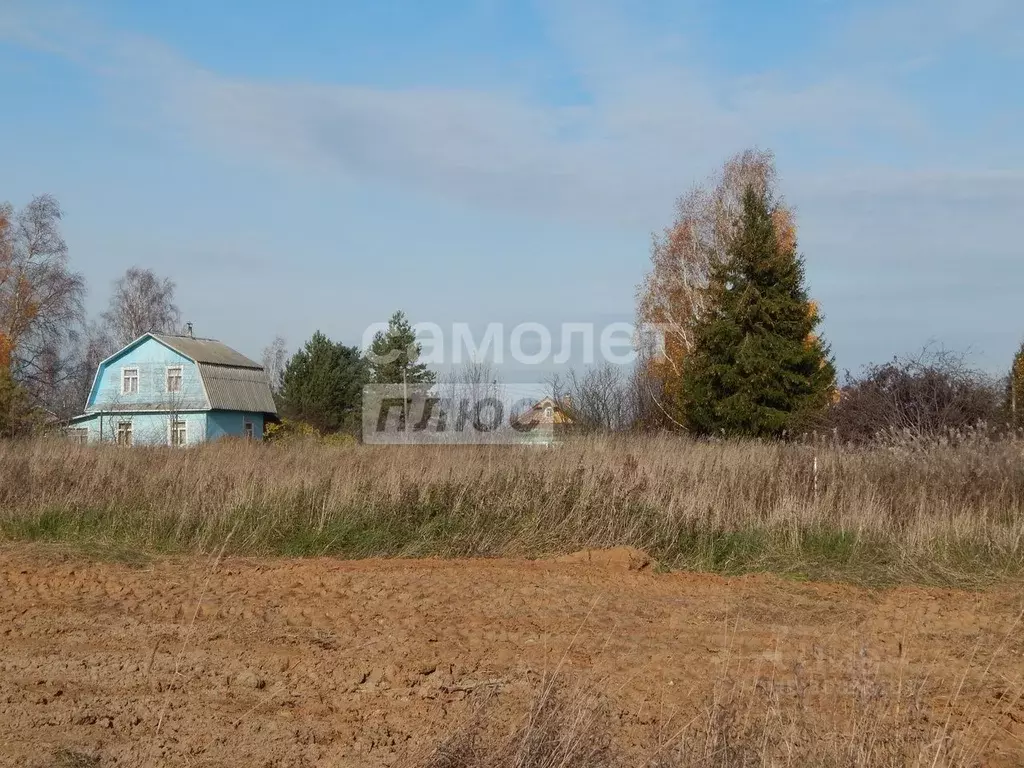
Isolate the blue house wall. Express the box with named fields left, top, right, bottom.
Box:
left=87, top=337, right=207, bottom=412
left=207, top=410, right=264, bottom=440
left=70, top=411, right=208, bottom=446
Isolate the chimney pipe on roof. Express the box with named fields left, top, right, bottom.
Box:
left=185, top=322, right=194, bottom=339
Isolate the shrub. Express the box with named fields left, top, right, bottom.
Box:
left=828, top=346, right=1002, bottom=445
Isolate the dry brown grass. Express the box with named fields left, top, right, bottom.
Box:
left=420, top=676, right=615, bottom=768
left=417, top=648, right=1024, bottom=768
left=1, top=435, right=1022, bottom=585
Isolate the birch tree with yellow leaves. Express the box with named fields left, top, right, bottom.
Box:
left=636, top=149, right=822, bottom=428
left=0, top=195, right=84, bottom=433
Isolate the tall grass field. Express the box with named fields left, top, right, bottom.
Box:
left=2, top=435, right=1022, bottom=586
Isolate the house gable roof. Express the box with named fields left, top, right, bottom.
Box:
left=513, top=396, right=573, bottom=426
left=150, top=333, right=262, bottom=368
left=87, top=333, right=276, bottom=415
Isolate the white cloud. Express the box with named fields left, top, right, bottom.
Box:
left=0, top=0, right=946, bottom=225
left=153, top=58, right=924, bottom=226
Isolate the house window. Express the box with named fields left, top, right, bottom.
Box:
left=166, top=366, right=183, bottom=393
left=243, top=420, right=254, bottom=440
left=122, top=367, right=139, bottom=395
left=116, top=421, right=133, bottom=446
left=544, top=406, right=553, bottom=418
left=169, top=419, right=187, bottom=447
left=67, top=428, right=88, bottom=445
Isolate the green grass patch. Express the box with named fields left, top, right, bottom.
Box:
left=3, top=502, right=1020, bottom=589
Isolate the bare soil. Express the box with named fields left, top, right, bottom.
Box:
left=1, top=545, right=1022, bottom=767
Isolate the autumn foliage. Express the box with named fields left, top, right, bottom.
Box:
left=636, top=150, right=823, bottom=430
left=0, top=204, right=15, bottom=370
left=0, top=195, right=84, bottom=433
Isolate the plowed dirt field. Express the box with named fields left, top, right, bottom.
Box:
left=1, top=546, right=1022, bottom=767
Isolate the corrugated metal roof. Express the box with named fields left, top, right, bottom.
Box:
left=151, top=334, right=262, bottom=369
left=199, top=363, right=278, bottom=414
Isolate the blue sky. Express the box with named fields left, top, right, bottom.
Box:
left=1, top=0, right=1022, bottom=378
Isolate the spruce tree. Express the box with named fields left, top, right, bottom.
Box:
left=279, top=331, right=367, bottom=433
left=680, top=185, right=835, bottom=438
left=367, top=311, right=436, bottom=386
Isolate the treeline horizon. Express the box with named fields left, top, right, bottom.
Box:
left=3, top=148, right=1023, bottom=442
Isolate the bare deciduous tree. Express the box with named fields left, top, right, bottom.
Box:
left=548, top=363, right=637, bottom=433
left=626, top=344, right=669, bottom=431
left=261, top=335, right=288, bottom=394
left=63, top=320, right=114, bottom=414
left=101, top=267, right=181, bottom=348
left=437, top=358, right=505, bottom=441
left=440, top=358, right=503, bottom=405
left=0, top=195, right=85, bottom=416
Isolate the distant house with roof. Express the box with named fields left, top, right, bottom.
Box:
left=66, top=332, right=277, bottom=446
left=512, top=396, right=574, bottom=445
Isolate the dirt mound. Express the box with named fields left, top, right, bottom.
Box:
left=0, top=547, right=1021, bottom=767
left=554, top=546, right=654, bottom=570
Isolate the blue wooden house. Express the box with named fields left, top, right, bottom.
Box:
left=67, top=333, right=278, bottom=446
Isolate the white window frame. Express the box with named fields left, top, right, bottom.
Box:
left=166, top=365, right=183, bottom=394
left=168, top=418, right=188, bottom=447
left=121, top=367, right=140, bottom=395
left=116, top=421, right=133, bottom=446
left=243, top=419, right=254, bottom=440
left=67, top=427, right=88, bottom=445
